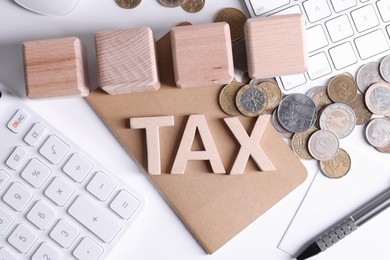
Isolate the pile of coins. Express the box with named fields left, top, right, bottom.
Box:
left=115, top=0, right=205, bottom=13
left=219, top=56, right=390, bottom=179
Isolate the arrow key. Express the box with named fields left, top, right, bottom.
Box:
left=39, top=135, right=70, bottom=164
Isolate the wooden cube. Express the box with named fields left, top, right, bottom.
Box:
left=23, top=37, right=89, bottom=99
left=171, top=22, right=234, bottom=88
left=245, top=14, right=308, bottom=79
left=95, top=27, right=160, bottom=95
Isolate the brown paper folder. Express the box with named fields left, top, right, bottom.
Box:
left=86, top=28, right=307, bottom=254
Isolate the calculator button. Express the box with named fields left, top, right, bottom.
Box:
left=21, top=158, right=51, bottom=188
left=7, top=109, right=29, bottom=134
left=73, top=237, right=104, bottom=260
left=50, top=219, right=79, bottom=248
left=110, top=190, right=140, bottom=220
left=27, top=200, right=56, bottom=230
left=0, top=206, right=15, bottom=235
left=3, top=182, right=33, bottom=212
left=0, top=247, right=18, bottom=260
left=63, top=153, right=93, bottom=183
left=24, top=122, right=46, bottom=147
left=44, top=177, right=75, bottom=206
left=0, top=169, right=10, bottom=191
left=32, top=242, right=61, bottom=260
left=68, top=196, right=122, bottom=243
left=86, top=171, right=116, bottom=201
left=39, top=135, right=70, bottom=165
left=8, top=224, right=39, bottom=253
left=5, top=146, right=28, bottom=170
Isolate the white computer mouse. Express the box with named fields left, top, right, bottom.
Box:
left=14, top=0, right=80, bottom=16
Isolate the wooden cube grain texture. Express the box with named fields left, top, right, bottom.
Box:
left=171, top=22, right=234, bottom=89
left=23, top=37, right=90, bottom=99
left=245, top=14, right=308, bottom=79
left=95, top=27, right=160, bottom=95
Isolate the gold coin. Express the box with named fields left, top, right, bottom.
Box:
left=346, top=93, right=372, bottom=125
left=214, top=8, right=247, bottom=42
left=181, top=0, right=204, bottom=13
left=320, top=148, right=351, bottom=179
left=115, top=0, right=141, bottom=8
left=236, top=84, right=268, bottom=117
left=327, top=74, right=357, bottom=104
left=259, top=81, right=282, bottom=111
left=291, top=128, right=317, bottom=160
left=158, top=0, right=187, bottom=7
left=219, top=81, right=245, bottom=116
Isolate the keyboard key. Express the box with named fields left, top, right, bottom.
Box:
left=326, top=15, right=354, bottom=42
left=32, top=242, right=61, bottom=260
left=110, top=190, right=141, bottom=220
left=44, top=177, right=75, bottom=206
left=0, top=247, right=18, bottom=260
left=68, top=196, right=122, bottom=243
left=73, top=237, right=104, bottom=260
left=351, top=4, right=379, bottom=32
left=329, top=42, right=358, bottom=69
left=355, top=29, right=389, bottom=59
left=21, top=158, right=51, bottom=188
left=249, top=0, right=290, bottom=16
left=50, top=219, right=79, bottom=248
left=303, top=0, right=332, bottom=22
left=330, top=0, right=357, bottom=12
left=273, top=4, right=302, bottom=15
left=0, top=169, right=10, bottom=191
left=8, top=224, right=38, bottom=253
left=0, top=206, right=15, bottom=235
left=280, top=73, right=307, bottom=90
left=7, top=109, right=28, bottom=134
left=63, top=153, right=93, bottom=183
left=306, top=25, right=328, bottom=52
left=86, top=171, right=116, bottom=201
left=307, top=52, right=332, bottom=80
left=24, top=122, right=46, bottom=147
left=6, top=146, right=28, bottom=170
left=27, top=200, right=56, bottom=230
left=3, top=182, right=33, bottom=212
left=39, top=135, right=70, bottom=165
left=377, top=0, right=390, bottom=22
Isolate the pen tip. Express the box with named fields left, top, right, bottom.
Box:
left=296, top=242, right=321, bottom=260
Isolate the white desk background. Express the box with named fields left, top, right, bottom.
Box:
left=0, top=1, right=389, bottom=260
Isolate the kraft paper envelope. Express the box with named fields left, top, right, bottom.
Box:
left=86, top=27, right=307, bottom=254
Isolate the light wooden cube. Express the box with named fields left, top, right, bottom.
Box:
left=245, top=14, right=308, bottom=79
left=171, top=22, right=234, bottom=88
left=95, top=27, right=160, bottom=95
left=23, top=37, right=90, bottom=99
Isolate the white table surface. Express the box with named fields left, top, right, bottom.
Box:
left=1, top=1, right=390, bottom=260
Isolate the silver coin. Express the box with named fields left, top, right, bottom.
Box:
left=308, top=129, right=339, bottom=161
left=319, top=103, right=356, bottom=139
left=236, top=84, right=268, bottom=117
left=380, top=54, right=390, bottom=83
left=271, top=109, right=293, bottom=139
left=365, top=118, right=390, bottom=148
left=365, top=82, right=390, bottom=115
left=356, top=62, right=384, bottom=93
left=277, top=93, right=317, bottom=133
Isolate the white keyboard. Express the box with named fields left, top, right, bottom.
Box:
left=0, top=84, right=145, bottom=260
left=244, top=0, right=390, bottom=93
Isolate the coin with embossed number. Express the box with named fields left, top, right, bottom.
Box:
left=356, top=62, right=384, bottom=93
left=365, top=82, right=390, bottom=115
left=219, top=81, right=245, bottom=116
left=365, top=118, right=390, bottom=148
left=320, top=148, right=351, bottom=179
left=214, top=8, right=247, bottom=42
left=319, top=103, right=356, bottom=139
left=115, top=0, right=141, bottom=9
left=181, top=0, right=204, bottom=12
left=259, top=81, right=282, bottom=111
left=291, top=128, right=317, bottom=160
left=158, top=0, right=186, bottom=7
left=346, top=93, right=372, bottom=125
left=327, top=74, right=357, bottom=103
left=308, top=129, right=339, bottom=161
left=236, top=84, right=268, bottom=117
left=277, top=94, right=317, bottom=133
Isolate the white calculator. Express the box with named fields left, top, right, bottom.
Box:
left=0, top=84, right=145, bottom=260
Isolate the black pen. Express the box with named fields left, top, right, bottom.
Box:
left=295, top=186, right=390, bottom=260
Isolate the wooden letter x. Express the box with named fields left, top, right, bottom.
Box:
left=224, top=115, right=276, bottom=174
left=130, top=116, right=174, bottom=175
